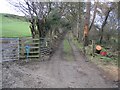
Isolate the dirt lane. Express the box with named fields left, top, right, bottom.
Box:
left=2, top=39, right=117, bottom=88
left=68, top=39, right=117, bottom=88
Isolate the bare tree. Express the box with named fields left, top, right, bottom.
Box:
left=99, top=3, right=114, bottom=44
left=89, top=1, right=98, bottom=31
left=8, top=0, right=52, bottom=38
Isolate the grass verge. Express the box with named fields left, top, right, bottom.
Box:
left=63, top=38, right=74, bottom=61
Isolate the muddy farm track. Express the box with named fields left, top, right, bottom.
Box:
left=1, top=37, right=118, bottom=88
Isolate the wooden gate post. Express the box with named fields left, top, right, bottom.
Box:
left=18, top=38, right=20, bottom=60
left=19, top=38, right=25, bottom=58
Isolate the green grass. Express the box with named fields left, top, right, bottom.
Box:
left=72, top=37, right=83, bottom=52
left=0, top=13, right=31, bottom=38
left=63, top=38, right=74, bottom=61
left=63, top=39, right=71, bottom=53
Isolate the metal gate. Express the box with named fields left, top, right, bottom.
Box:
left=1, top=38, right=19, bottom=62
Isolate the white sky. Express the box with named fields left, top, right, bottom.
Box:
left=0, top=0, right=24, bottom=16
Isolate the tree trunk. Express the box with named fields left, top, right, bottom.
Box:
left=89, top=2, right=97, bottom=31
left=36, top=18, right=40, bottom=37
left=99, top=8, right=112, bottom=44
left=29, top=24, right=35, bottom=38
left=83, top=1, right=91, bottom=46
left=29, top=18, right=36, bottom=38
left=77, top=2, right=81, bottom=41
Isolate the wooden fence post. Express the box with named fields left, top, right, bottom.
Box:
left=39, top=38, right=41, bottom=60
left=92, top=40, right=95, bottom=57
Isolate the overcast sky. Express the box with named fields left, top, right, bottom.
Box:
left=0, top=0, right=24, bottom=16
left=0, top=0, right=117, bottom=16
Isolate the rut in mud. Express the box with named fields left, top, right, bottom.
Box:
left=2, top=37, right=117, bottom=88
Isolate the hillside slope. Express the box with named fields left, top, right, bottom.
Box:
left=0, top=13, right=31, bottom=38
